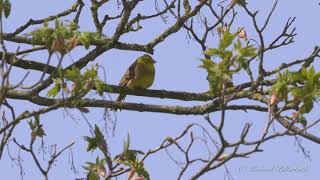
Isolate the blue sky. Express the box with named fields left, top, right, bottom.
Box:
left=1, top=0, right=320, bottom=180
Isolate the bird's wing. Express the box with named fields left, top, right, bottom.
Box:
left=119, top=61, right=137, bottom=86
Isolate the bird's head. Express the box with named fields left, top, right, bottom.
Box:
left=137, top=54, right=156, bottom=64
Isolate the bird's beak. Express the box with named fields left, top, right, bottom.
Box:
left=152, top=59, right=157, bottom=63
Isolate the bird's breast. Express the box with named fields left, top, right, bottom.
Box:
left=133, top=63, right=155, bottom=89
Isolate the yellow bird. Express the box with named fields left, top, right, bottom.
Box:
left=231, top=0, right=247, bottom=7
left=116, top=54, right=156, bottom=101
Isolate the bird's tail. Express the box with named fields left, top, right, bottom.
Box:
left=116, top=94, right=126, bottom=102
left=111, top=94, right=126, bottom=111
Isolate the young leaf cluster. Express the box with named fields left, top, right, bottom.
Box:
left=200, top=27, right=257, bottom=94
left=271, top=70, right=292, bottom=100
left=114, top=135, right=150, bottom=180
left=83, top=126, right=111, bottom=180
left=27, top=115, right=46, bottom=143
left=271, top=67, right=320, bottom=126
left=47, top=65, right=105, bottom=98
left=29, top=20, right=101, bottom=54
left=291, top=67, right=320, bottom=113
left=84, top=125, right=105, bottom=152
left=83, top=156, right=107, bottom=180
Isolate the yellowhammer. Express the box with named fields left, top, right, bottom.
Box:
left=116, top=54, right=156, bottom=101
left=231, top=0, right=247, bottom=7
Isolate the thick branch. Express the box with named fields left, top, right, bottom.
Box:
left=2, top=34, right=153, bottom=53
left=5, top=89, right=268, bottom=115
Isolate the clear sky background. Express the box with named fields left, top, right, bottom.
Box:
left=1, top=0, right=320, bottom=180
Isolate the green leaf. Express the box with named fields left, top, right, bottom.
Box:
left=84, top=125, right=105, bottom=152
left=239, top=45, right=257, bottom=58
left=83, top=65, right=98, bottom=79
left=308, top=66, right=315, bottom=79
left=301, top=67, right=308, bottom=80
left=124, top=134, right=131, bottom=153
left=291, top=88, right=304, bottom=98
left=28, top=120, right=35, bottom=130
left=47, top=81, right=61, bottom=98
left=85, top=162, right=95, bottom=166
left=299, top=116, right=307, bottom=128
left=289, top=66, right=320, bottom=114
left=84, top=136, right=98, bottom=152
left=204, top=48, right=222, bottom=57
left=234, top=39, right=242, bottom=51
left=95, top=80, right=104, bottom=96
left=83, top=156, right=107, bottom=179
left=271, top=70, right=292, bottom=100
left=200, top=57, right=233, bottom=94
left=79, top=32, right=100, bottom=49
left=199, top=58, right=216, bottom=69
left=28, top=116, right=46, bottom=138
left=301, top=98, right=314, bottom=114
left=65, top=66, right=81, bottom=81
left=137, top=165, right=150, bottom=180
left=219, top=30, right=236, bottom=50
left=28, top=19, right=79, bottom=54
left=87, top=172, right=99, bottom=180
left=94, top=125, right=104, bottom=142
left=201, top=27, right=257, bottom=94
left=35, top=126, right=46, bottom=137
left=29, top=27, right=54, bottom=45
